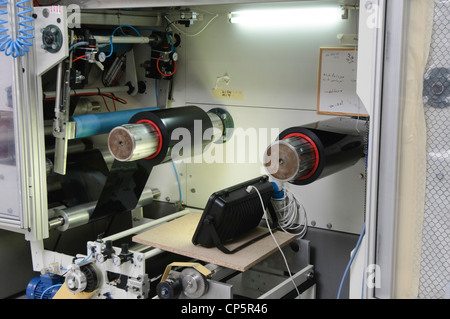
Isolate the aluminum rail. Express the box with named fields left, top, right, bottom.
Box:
left=102, top=209, right=192, bottom=242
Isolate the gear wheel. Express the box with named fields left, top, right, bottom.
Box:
left=81, top=264, right=101, bottom=293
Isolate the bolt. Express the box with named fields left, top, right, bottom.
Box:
left=311, top=220, right=316, bottom=226
left=327, top=223, right=332, bottom=229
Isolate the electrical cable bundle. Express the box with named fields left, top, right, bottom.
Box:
left=248, top=185, right=301, bottom=297
left=271, top=187, right=308, bottom=238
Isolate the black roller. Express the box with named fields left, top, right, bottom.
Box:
left=265, top=117, right=366, bottom=185
left=157, top=278, right=182, bottom=299
left=91, top=106, right=216, bottom=221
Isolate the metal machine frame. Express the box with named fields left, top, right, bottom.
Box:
left=0, top=2, right=316, bottom=299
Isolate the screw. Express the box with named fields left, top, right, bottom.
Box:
left=190, top=188, right=196, bottom=193
left=311, top=220, right=316, bottom=226
left=327, top=223, right=332, bottom=229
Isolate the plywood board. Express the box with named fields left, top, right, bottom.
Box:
left=133, top=212, right=296, bottom=272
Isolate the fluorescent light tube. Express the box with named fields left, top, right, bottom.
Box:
left=229, top=7, right=342, bottom=27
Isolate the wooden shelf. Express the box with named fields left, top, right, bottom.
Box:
left=133, top=212, right=296, bottom=272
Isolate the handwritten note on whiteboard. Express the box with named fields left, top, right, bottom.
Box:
left=317, top=48, right=367, bottom=117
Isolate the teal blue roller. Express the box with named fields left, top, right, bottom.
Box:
left=72, top=107, right=159, bottom=138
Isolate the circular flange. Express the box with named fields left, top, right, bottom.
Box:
left=264, top=140, right=301, bottom=182
left=423, top=67, right=450, bottom=108
left=208, top=108, right=234, bottom=143
left=180, top=268, right=208, bottom=299
left=41, top=24, right=63, bottom=53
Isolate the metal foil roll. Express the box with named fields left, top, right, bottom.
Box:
left=90, top=106, right=231, bottom=222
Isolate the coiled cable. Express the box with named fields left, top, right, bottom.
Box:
left=271, top=187, right=308, bottom=238
left=0, top=0, right=35, bottom=58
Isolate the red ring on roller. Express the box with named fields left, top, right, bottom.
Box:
left=282, top=133, right=320, bottom=181
left=136, top=119, right=163, bottom=160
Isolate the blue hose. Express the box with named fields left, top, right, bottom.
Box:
left=337, top=223, right=366, bottom=299
left=72, top=107, right=158, bottom=138
left=0, top=0, right=35, bottom=58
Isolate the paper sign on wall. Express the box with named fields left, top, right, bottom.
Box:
left=317, top=47, right=368, bottom=117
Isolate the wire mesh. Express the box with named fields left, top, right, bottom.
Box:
left=420, top=0, right=450, bottom=299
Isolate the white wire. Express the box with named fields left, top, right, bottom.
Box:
left=247, top=185, right=301, bottom=298
left=164, top=14, right=219, bottom=37
left=271, top=188, right=308, bottom=238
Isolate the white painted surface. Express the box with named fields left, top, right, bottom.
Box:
left=135, top=1, right=365, bottom=234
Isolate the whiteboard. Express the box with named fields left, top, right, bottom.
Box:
left=317, top=47, right=367, bottom=117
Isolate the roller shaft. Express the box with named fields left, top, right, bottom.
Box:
left=49, top=188, right=160, bottom=231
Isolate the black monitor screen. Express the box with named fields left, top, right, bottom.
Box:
left=192, top=175, right=274, bottom=254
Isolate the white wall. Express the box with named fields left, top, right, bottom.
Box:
left=142, top=0, right=365, bottom=234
